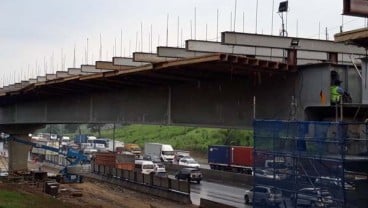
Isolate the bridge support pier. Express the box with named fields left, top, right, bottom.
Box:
left=0, top=124, right=43, bottom=172
left=8, top=134, right=30, bottom=171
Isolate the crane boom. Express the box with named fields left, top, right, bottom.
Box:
left=7, top=135, right=89, bottom=183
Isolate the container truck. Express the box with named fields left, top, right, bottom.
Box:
left=144, top=143, right=175, bottom=162
left=208, top=145, right=253, bottom=174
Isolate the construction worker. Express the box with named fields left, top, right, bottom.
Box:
left=330, top=80, right=344, bottom=104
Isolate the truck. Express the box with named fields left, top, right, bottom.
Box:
left=208, top=145, right=253, bottom=174
left=93, top=152, right=136, bottom=173
left=74, top=134, right=88, bottom=144
left=144, top=143, right=175, bottom=162
left=124, top=143, right=142, bottom=157
left=8, top=136, right=89, bottom=183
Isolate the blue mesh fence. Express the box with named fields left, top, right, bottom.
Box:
left=252, top=120, right=368, bottom=208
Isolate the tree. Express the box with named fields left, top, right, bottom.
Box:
left=64, top=124, right=80, bottom=133
left=87, top=124, right=104, bottom=137
left=220, top=129, right=241, bottom=146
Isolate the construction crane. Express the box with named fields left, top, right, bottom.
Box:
left=7, top=135, right=90, bottom=183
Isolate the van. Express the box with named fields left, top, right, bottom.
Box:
left=134, top=160, right=155, bottom=174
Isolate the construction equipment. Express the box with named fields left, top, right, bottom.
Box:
left=7, top=136, right=90, bottom=183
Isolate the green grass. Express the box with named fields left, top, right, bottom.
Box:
left=98, top=125, right=254, bottom=152
left=0, top=189, right=72, bottom=208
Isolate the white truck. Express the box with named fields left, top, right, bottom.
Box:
left=144, top=143, right=175, bottom=162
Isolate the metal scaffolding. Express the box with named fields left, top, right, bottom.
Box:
left=253, top=120, right=368, bottom=208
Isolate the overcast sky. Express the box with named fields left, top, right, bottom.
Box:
left=0, top=0, right=366, bottom=86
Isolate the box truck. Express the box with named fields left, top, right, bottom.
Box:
left=144, top=143, right=175, bottom=162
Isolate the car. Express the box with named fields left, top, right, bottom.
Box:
left=175, top=167, right=202, bottom=184
left=291, top=187, right=335, bottom=207
left=173, top=150, right=190, bottom=163
left=178, top=158, right=200, bottom=168
left=0, top=171, right=8, bottom=177
left=154, top=163, right=168, bottom=177
left=244, top=186, right=283, bottom=207
left=315, top=176, right=355, bottom=191
left=254, top=169, right=287, bottom=180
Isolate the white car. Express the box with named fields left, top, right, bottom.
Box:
left=0, top=171, right=8, bottom=177
left=291, top=187, right=335, bottom=207
left=244, top=186, right=283, bottom=206
left=315, top=176, right=355, bottom=191
left=178, top=158, right=200, bottom=168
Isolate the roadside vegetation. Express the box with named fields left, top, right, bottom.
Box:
left=99, top=125, right=254, bottom=152
left=40, top=124, right=254, bottom=153
left=0, top=186, right=72, bottom=208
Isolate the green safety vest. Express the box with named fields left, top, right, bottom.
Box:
left=330, top=85, right=341, bottom=103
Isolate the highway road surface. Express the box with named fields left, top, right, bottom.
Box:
left=190, top=180, right=297, bottom=208
left=190, top=180, right=251, bottom=208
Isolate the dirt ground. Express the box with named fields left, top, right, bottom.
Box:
left=0, top=178, right=197, bottom=208
left=0, top=157, right=197, bottom=208
left=58, top=178, right=196, bottom=208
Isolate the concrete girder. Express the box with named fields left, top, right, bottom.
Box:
left=186, top=39, right=362, bottom=65
left=29, top=79, right=37, bottom=84
left=46, top=74, right=57, bottom=80
left=335, top=28, right=368, bottom=49
left=133, top=52, right=177, bottom=63
left=185, top=40, right=285, bottom=63
left=37, top=76, right=46, bottom=82
left=1, top=82, right=31, bottom=94
left=56, top=71, right=70, bottom=78
left=221, top=32, right=366, bottom=54
left=0, top=72, right=295, bottom=128
left=21, top=81, right=29, bottom=86
left=113, top=57, right=148, bottom=67
left=95, top=61, right=133, bottom=71
left=81, top=65, right=112, bottom=73
left=68, top=68, right=93, bottom=75
left=2, top=86, right=11, bottom=92
left=157, top=47, right=212, bottom=58
left=4, top=84, right=21, bottom=93
left=14, top=83, right=21, bottom=89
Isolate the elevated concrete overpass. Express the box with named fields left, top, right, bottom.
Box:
left=0, top=53, right=291, bottom=129
left=2, top=31, right=368, bottom=171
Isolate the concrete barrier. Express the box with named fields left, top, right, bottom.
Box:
left=143, top=173, right=151, bottom=184
left=122, top=169, right=129, bottom=179
left=85, top=173, right=191, bottom=204
left=129, top=171, right=135, bottom=181
left=154, top=176, right=170, bottom=188
left=116, top=169, right=122, bottom=178
left=200, top=198, right=236, bottom=208
left=170, top=179, right=190, bottom=193
left=136, top=172, right=143, bottom=183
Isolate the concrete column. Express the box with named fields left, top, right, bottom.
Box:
left=8, top=134, right=30, bottom=171
left=361, top=58, right=368, bottom=104
left=0, top=124, right=43, bottom=172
